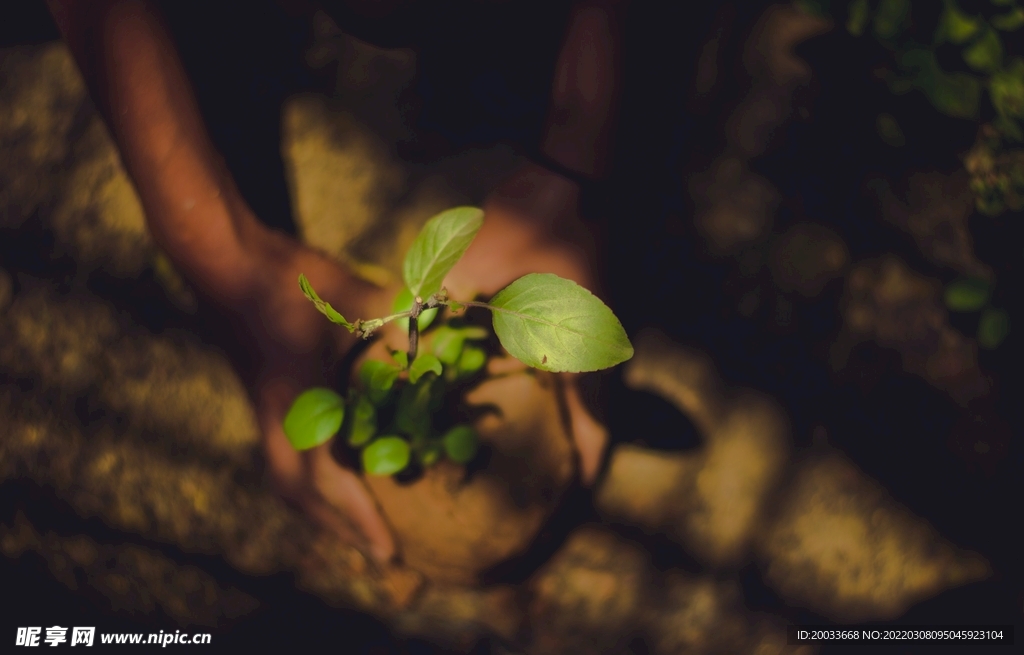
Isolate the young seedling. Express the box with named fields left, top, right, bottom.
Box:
left=283, top=206, right=633, bottom=476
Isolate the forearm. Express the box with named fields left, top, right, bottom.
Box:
left=46, top=0, right=266, bottom=306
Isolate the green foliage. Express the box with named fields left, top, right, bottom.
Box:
left=978, top=308, right=1011, bottom=348
left=289, top=205, right=633, bottom=476
left=363, top=436, right=411, bottom=475
left=403, top=206, right=484, bottom=299
left=283, top=388, right=345, bottom=451
left=359, top=360, right=401, bottom=405
left=873, top=0, right=910, bottom=39
left=944, top=277, right=993, bottom=311
left=442, top=425, right=479, bottom=464
left=490, top=273, right=634, bottom=373
left=345, top=395, right=377, bottom=447
left=298, top=274, right=354, bottom=330
left=409, top=353, right=442, bottom=384
left=393, top=287, right=438, bottom=333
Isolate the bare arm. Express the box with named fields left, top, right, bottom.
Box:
left=46, top=0, right=267, bottom=307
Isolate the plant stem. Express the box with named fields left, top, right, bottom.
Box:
left=408, top=295, right=423, bottom=361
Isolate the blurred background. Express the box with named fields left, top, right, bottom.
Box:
left=1, top=0, right=1021, bottom=652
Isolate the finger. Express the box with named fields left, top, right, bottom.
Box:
left=561, top=374, right=609, bottom=486
left=307, top=444, right=397, bottom=563
left=257, top=376, right=396, bottom=563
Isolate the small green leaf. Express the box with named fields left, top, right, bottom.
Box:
left=873, top=0, right=910, bottom=39
left=876, top=113, right=906, bottom=147
left=283, top=388, right=344, bottom=451
left=944, top=278, right=992, bottom=311
left=403, top=207, right=484, bottom=298
left=992, top=8, right=1024, bottom=31
left=489, top=273, right=633, bottom=373
left=456, top=346, right=487, bottom=377
left=929, top=71, right=982, bottom=119
left=409, top=353, right=442, bottom=384
left=391, top=350, right=409, bottom=370
left=362, top=436, right=411, bottom=475
left=963, top=29, right=1003, bottom=72
left=298, top=274, right=354, bottom=330
left=935, top=1, right=981, bottom=44
left=359, top=360, right=400, bottom=405
left=442, top=425, right=479, bottom=464
left=346, top=395, right=377, bottom=447
left=847, top=0, right=870, bottom=36
left=395, top=378, right=434, bottom=439
left=419, top=445, right=442, bottom=467
left=431, top=325, right=489, bottom=365
left=990, top=59, right=1024, bottom=119
left=392, top=287, right=438, bottom=333
left=978, top=308, right=1010, bottom=348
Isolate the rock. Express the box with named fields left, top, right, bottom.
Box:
left=0, top=43, right=85, bottom=230
left=605, top=330, right=790, bottom=567
left=527, top=527, right=649, bottom=655
left=834, top=256, right=990, bottom=405
left=756, top=452, right=990, bottom=622
left=769, top=223, right=849, bottom=298
left=873, top=172, right=992, bottom=279
left=0, top=512, right=259, bottom=627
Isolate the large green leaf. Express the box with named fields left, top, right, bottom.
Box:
left=298, top=274, right=353, bottom=330
left=403, top=207, right=484, bottom=299
left=283, top=387, right=344, bottom=451
left=991, top=59, right=1024, bottom=119
left=488, top=273, right=633, bottom=373
left=362, top=436, right=411, bottom=475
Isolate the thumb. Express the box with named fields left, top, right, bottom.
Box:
left=561, top=374, right=609, bottom=486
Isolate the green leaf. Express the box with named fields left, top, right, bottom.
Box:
left=936, top=0, right=981, bottom=44
left=442, top=425, right=479, bottom=464
left=847, top=0, right=870, bottom=36
left=298, top=274, right=354, bottom=330
left=488, top=273, right=633, bottom=373
left=978, top=308, right=1010, bottom=348
left=944, top=278, right=992, bottom=311
left=395, top=378, right=434, bottom=439
left=362, top=436, right=411, bottom=475
left=402, top=206, right=484, bottom=298
left=876, top=113, right=906, bottom=146
left=990, top=59, right=1024, bottom=118
left=392, top=287, right=438, bottom=333
left=391, top=350, right=409, bottom=370
left=992, top=8, right=1024, bottom=31
left=359, top=360, right=400, bottom=405
left=456, top=345, right=487, bottom=377
left=409, top=353, right=442, bottom=384
left=419, top=444, right=442, bottom=467
left=283, top=387, right=344, bottom=451
left=431, top=325, right=489, bottom=365
left=963, top=29, right=1003, bottom=72
left=874, top=0, right=910, bottom=39
left=346, top=395, right=377, bottom=447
